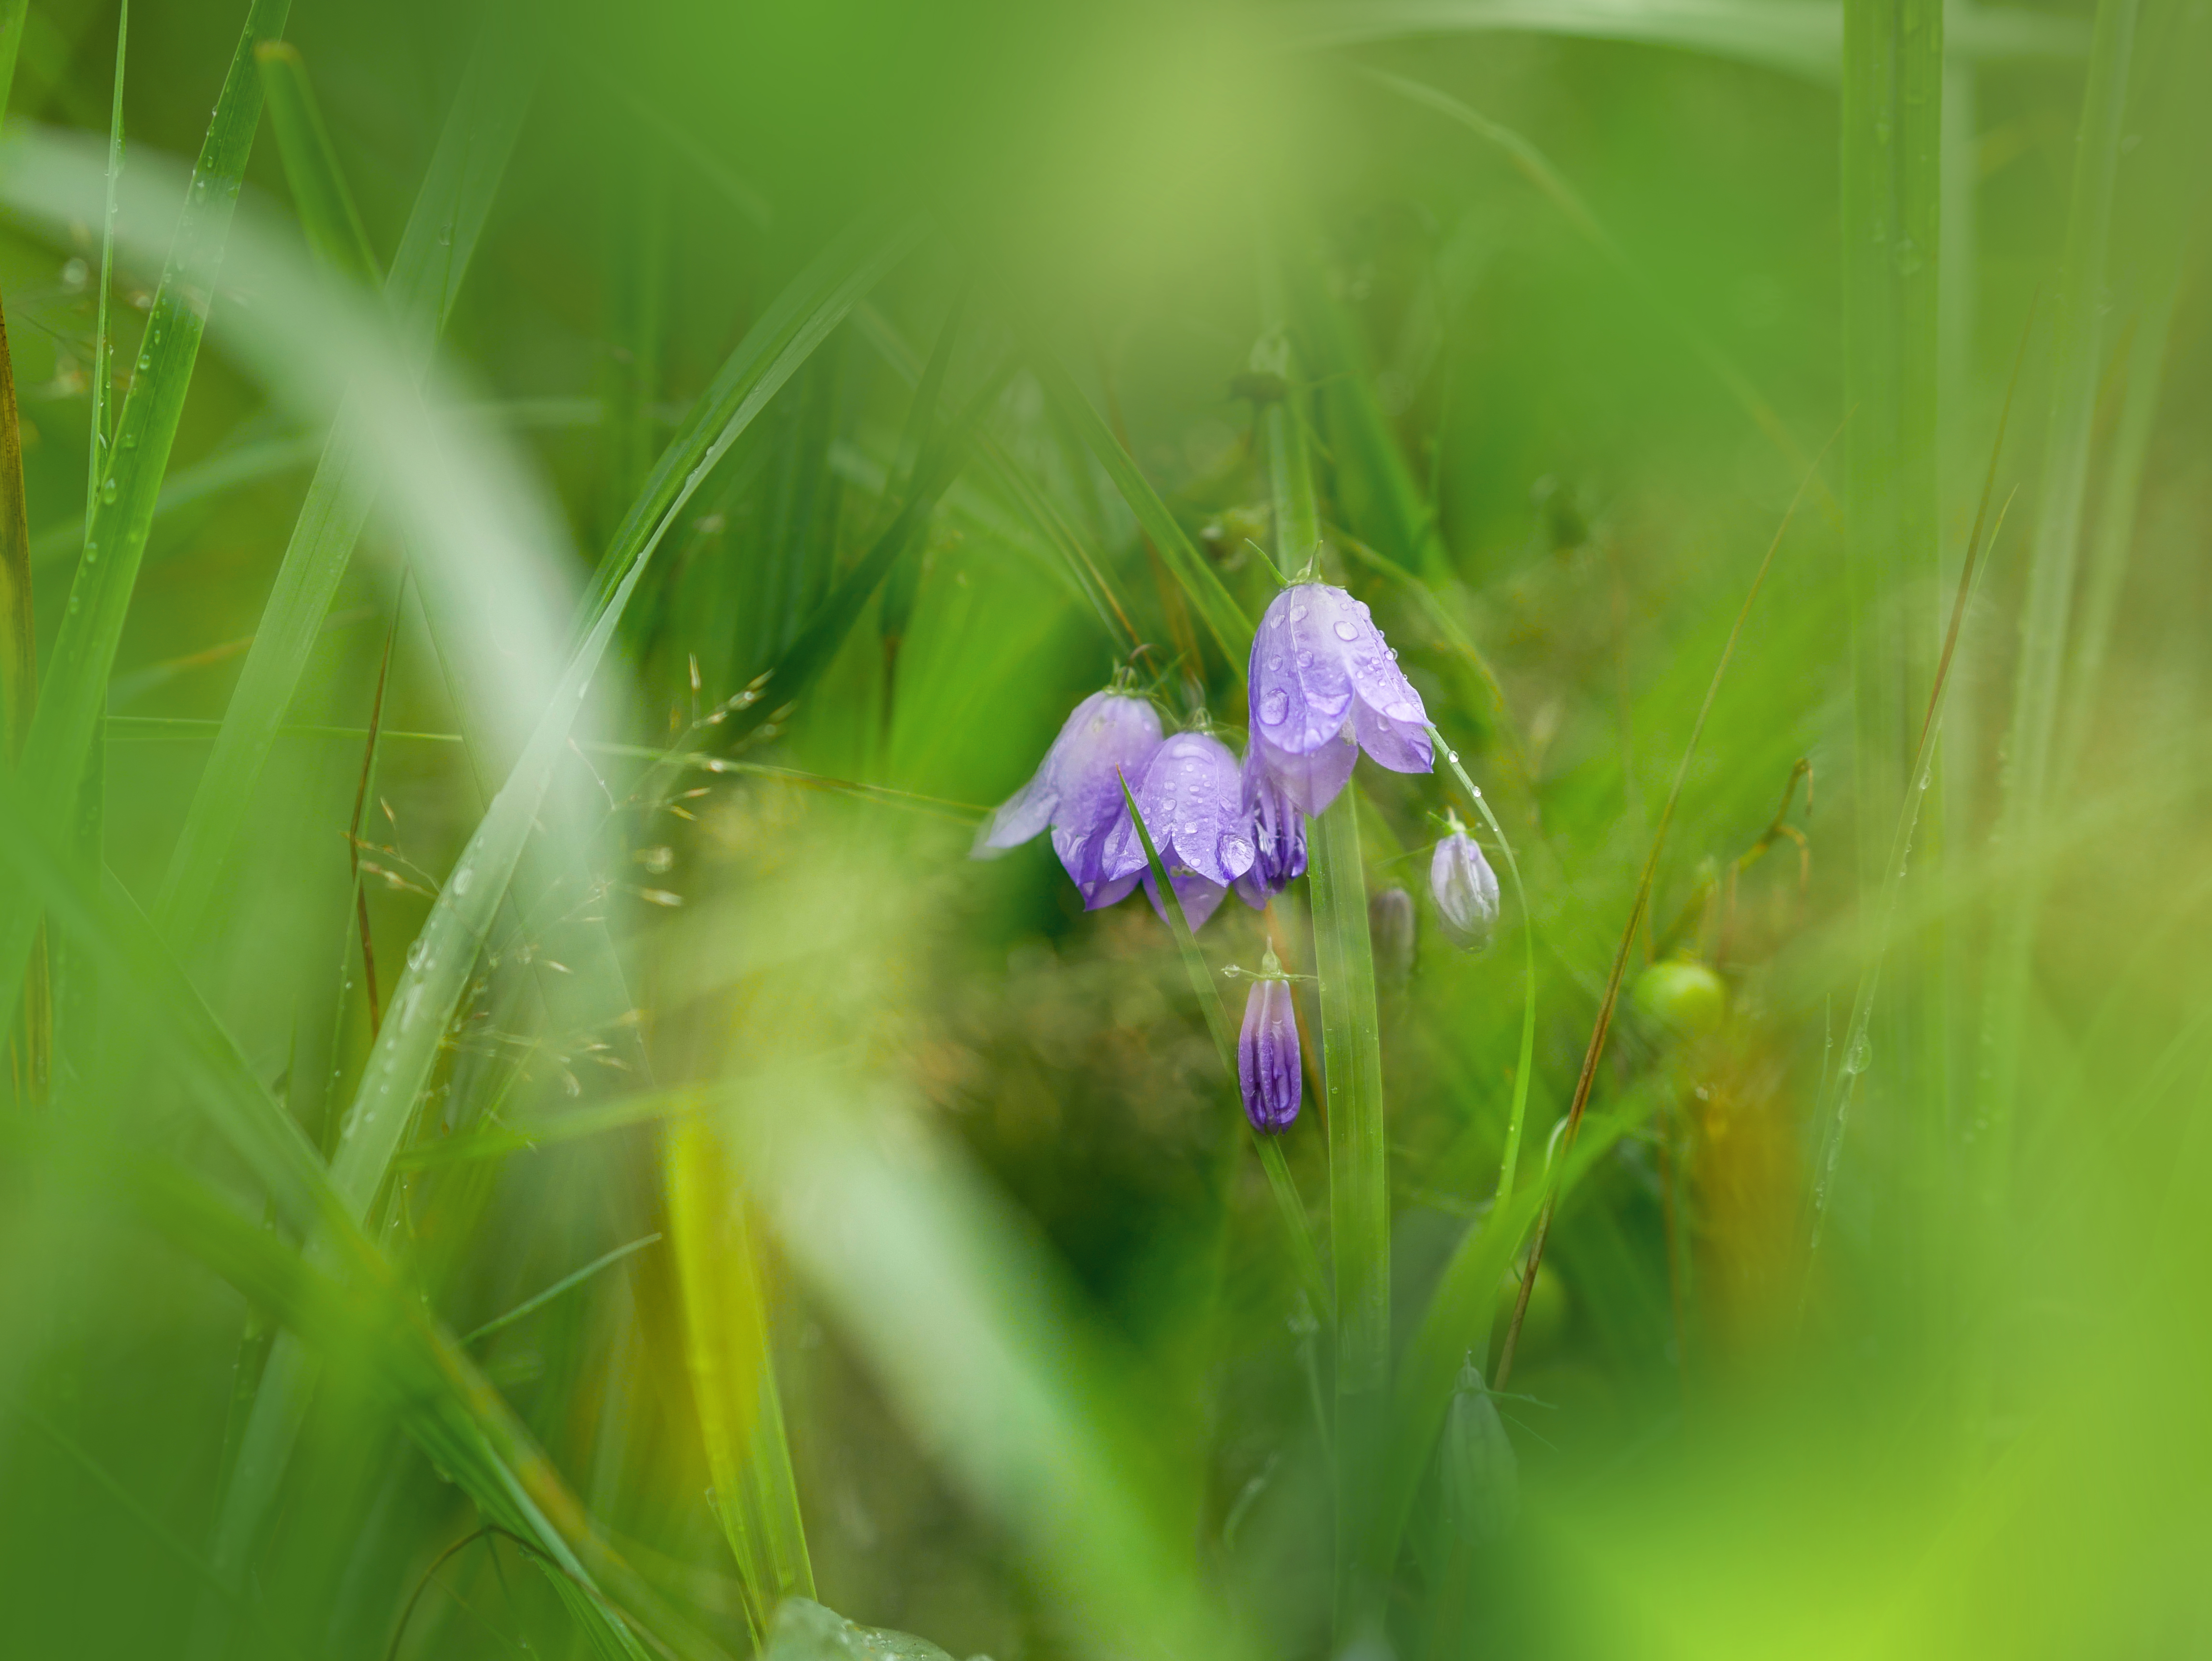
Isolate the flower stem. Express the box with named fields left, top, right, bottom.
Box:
left=1309, top=784, right=1389, bottom=1634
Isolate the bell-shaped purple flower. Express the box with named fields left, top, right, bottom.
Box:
left=1238, top=975, right=1301, bottom=1133
left=1234, top=746, right=1307, bottom=910
left=1247, top=582, right=1432, bottom=816
left=1431, top=821, right=1501, bottom=950
left=974, top=689, right=1162, bottom=909
left=1101, top=730, right=1255, bottom=931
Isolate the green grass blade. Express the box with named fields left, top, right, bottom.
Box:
left=1023, top=340, right=1254, bottom=667
left=1258, top=245, right=1389, bottom=1635
left=0, top=0, right=291, bottom=996
left=0, top=0, right=26, bottom=119
left=86, top=0, right=125, bottom=520
left=1980, top=0, right=2142, bottom=1182
left=155, top=15, right=539, bottom=942
left=0, top=296, right=44, bottom=1101
left=254, top=40, right=380, bottom=284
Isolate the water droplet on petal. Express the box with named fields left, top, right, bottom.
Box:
left=1332, top=620, right=1358, bottom=641
left=1387, top=647, right=1399, bottom=660
left=1260, top=688, right=1289, bottom=725
left=1224, top=836, right=1253, bottom=867
left=1267, top=655, right=1284, bottom=671
left=1295, top=651, right=1314, bottom=668
left=1289, top=604, right=1308, bottom=621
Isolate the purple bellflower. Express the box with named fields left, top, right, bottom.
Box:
left=1431, top=815, right=1501, bottom=950
left=1238, top=952, right=1301, bottom=1133
left=1100, top=730, right=1255, bottom=931
left=1247, top=582, right=1433, bottom=816
left=973, top=688, right=1163, bottom=909
left=1234, top=746, right=1307, bottom=910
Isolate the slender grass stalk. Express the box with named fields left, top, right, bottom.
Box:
left=1497, top=450, right=1824, bottom=1386
left=1979, top=0, right=2141, bottom=1187
left=157, top=13, right=537, bottom=943
left=0, top=0, right=292, bottom=1007
left=1257, top=244, right=1389, bottom=1636
left=1115, top=770, right=1334, bottom=1325
left=1839, top=0, right=1943, bottom=1201
left=0, top=0, right=24, bottom=118
left=255, top=40, right=379, bottom=284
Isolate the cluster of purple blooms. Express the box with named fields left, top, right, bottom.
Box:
left=976, top=582, right=1499, bottom=1135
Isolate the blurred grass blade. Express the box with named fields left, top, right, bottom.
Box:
left=0, top=0, right=290, bottom=1017
left=0, top=0, right=24, bottom=118
left=728, top=1068, right=1256, bottom=1661
left=668, top=1117, right=814, bottom=1642
left=196, top=215, right=922, bottom=1620
left=1350, top=66, right=1828, bottom=505
left=87, top=0, right=126, bottom=520
left=1023, top=340, right=1253, bottom=667
left=1497, top=452, right=1821, bottom=1385
left=1283, top=0, right=2086, bottom=79
left=1116, top=770, right=1333, bottom=1325
left=1980, top=0, right=2141, bottom=1180
left=0, top=293, right=45, bottom=1100
left=0, top=794, right=715, bottom=1661
left=156, top=12, right=539, bottom=942
left=255, top=40, right=380, bottom=284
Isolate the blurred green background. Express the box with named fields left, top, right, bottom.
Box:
left=1, top=0, right=2208, bottom=1657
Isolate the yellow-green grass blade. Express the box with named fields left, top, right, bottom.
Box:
left=254, top=40, right=380, bottom=285
left=1024, top=340, right=1254, bottom=668
left=1282, top=0, right=2085, bottom=80
left=1980, top=0, right=2143, bottom=1191
left=667, top=1117, right=814, bottom=1643
left=155, top=14, right=540, bottom=944
left=0, top=0, right=291, bottom=1000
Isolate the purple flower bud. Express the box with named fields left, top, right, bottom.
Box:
left=974, top=689, right=1162, bottom=909
left=1101, top=731, right=1255, bottom=930
left=1238, top=976, right=1301, bottom=1132
left=1234, top=745, right=1307, bottom=910
left=1430, top=824, right=1501, bottom=951
left=1246, top=582, right=1432, bottom=816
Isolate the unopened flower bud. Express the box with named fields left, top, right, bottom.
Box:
left=1369, top=886, right=1415, bottom=993
left=1430, top=820, right=1500, bottom=951
left=1237, top=970, right=1301, bottom=1133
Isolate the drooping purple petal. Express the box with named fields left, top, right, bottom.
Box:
left=1238, top=977, right=1301, bottom=1133
left=1102, top=731, right=1252, bottom=931
left=1253, top=727, right=1358, bottom=818
left=1235, top=746, right=1307, bottom=910
left=973, top=690, right=1162, bottom=908
left=1431, top=827, right=1501, bottom=950
left=1247, top=582, right=1431, bottom=815
left=1353, top=697, right=1434, bottom=774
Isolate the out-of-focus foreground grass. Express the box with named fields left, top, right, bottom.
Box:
left=1, top=0, right=2209, bottom=1657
